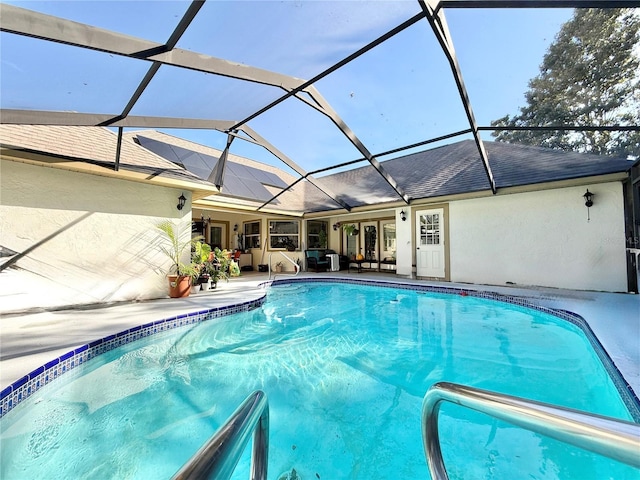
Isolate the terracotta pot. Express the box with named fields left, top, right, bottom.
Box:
left=167, top=275, right=191, bottom=298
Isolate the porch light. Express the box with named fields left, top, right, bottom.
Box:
left=583, top=189, right=594, bottom=221
left=176, top=193, right=186, bottom=211
left=400, top=209, right=407, bottom=221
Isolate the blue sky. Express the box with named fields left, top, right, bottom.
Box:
left=1, top=1, right=573, bottom=172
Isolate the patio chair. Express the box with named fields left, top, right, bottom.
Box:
left=305, top=249, right=330, bottom=272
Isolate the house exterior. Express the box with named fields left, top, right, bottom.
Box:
left=0, top=125, right=635, bottom=314
left=320, top=140, right=633, bottom=293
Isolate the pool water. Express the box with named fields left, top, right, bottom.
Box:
left=1, top=282, right=637, bottom=479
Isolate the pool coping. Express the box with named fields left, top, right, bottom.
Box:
left=0, top=296, right=266, bottom=418
left=1, top=278, right=638, bottom=423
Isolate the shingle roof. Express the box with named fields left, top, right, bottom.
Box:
left=0, top=125, right=212, bottom=186
left=2, top=125, right=631, bottom=213
left=125, top=130, right=316, bottom=213
left=319, top=140, right=632, bottom=206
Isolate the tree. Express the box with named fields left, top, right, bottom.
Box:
left=491, top=9, right=640, bottom=158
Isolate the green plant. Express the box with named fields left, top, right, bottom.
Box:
left=206, top=248, right=231, bottom=284
left=190, top=241, right=212, bottom=284
left=192, top=241, right=212, bottom=266
left=210, top=268, right=228, bottom=284
left=342, top=224, right=359, bottom=236
left=155, top=220, right=202, bottom=277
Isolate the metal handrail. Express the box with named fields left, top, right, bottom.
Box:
left=172, top=390, right=269, bottom=480
left=268, top=252, right=301, bottom=280
left=422, top=382, right=640, bottom=480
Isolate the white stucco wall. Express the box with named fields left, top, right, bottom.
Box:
left=448, top=182, right=627, bottom=292
left=0, top=159, right=193, bottom=311
left=394, top=207, right=413, bottom=277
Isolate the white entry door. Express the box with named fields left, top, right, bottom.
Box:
left=416, top=208, right=445, bottom=278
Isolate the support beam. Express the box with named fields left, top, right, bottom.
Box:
left=0, top=3, right=305, bottom=90
left=438, top=0, right=639, bottom=8
left=208, top=133, right=234, bottom=188
left=238, top=126, right=353, bottom=211
left=292, top=86, right=410, bottom=204
left=481, top=125, right=640, bottom=132
left=0, top=109, right=237, bottom=130
left=115, top=127, right=123, bottom=171
left=420, top=0, right=497, bottom=194
left=230, top=12, right=426, bottom=130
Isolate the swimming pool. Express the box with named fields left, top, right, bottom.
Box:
left=1, top=280, right=638, bottom=479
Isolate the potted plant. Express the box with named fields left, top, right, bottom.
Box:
left=189, top=269, right=202, bottom=294
left=192, top=241, right=212, bottom=291
left=155, top=220, right=201, bottom=298
left=342, top=224, right=359, bottom=236
left=206, top=248, right=231, bottom=289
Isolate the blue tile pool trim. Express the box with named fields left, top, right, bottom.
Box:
left=0, top=297, right=265, bottom=418
left=265, top=277, right=640, bottom=422
left=3, top=278, right=638, bottom=425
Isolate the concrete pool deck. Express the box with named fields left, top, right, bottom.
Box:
left=1, top=271, right=638, bottom=400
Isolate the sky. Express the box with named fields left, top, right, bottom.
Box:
left=0, top=1, right=574, bottom=174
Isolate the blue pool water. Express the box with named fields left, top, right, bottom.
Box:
left=1, top=281, right=637, bottom=479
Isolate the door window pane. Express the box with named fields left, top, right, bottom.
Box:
left=210, top=226, right=222, bottom=249
left=421, top=214, right=440, bottom=245
left=363, top=225, right=377, bottom=260
left=382, top=223, right=396, bottom=258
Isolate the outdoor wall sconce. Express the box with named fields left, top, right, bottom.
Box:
left=583, top=189, right=594, bottom=221
left=583, top=189, right=594, bottom=208
left=333, top=223, right=341, bottom=231
left=176, top=193, right=186, bottom=211
left=233, top=224, right=238, bottom=232
left=400, top=209, right=407, bottom=221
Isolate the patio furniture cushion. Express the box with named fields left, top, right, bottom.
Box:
left=305, top=249, right=330, bottom=272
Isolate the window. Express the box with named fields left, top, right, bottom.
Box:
left=243, top=221, right=261, bottom=249
left=269, top=220, right=300, bottom=250
left=307, top=220, right=328, bottom=249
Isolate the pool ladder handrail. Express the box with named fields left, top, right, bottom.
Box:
left=171, top=390, right=269, bottom=480
left=268, top=251, right=301, bottom=281
left=422, top=382, right=640, bottom=480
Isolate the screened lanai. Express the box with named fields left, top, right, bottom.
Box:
left=1, top=0, right=638, bottom=215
